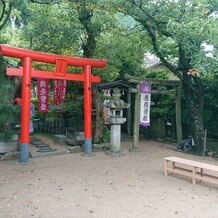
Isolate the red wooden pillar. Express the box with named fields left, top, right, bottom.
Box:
left=83, top=65, right=92, bottom=155
left=0, top=44, right=107, bottom=162
left=20, top=57, right=32, bottom=163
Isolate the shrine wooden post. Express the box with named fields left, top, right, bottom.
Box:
left=125, top=74, right=182, bottom=151
left=0, top=44, right=107, bottom=163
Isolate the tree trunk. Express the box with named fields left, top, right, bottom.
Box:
left=93, top=84, right=104, bottom=143
left=77, top=7, right=105, bottom=143
left=192, top=109, right=205, bottom=154
left=183, top=82, right=205, bottom=155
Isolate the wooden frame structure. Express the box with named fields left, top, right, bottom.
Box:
left=164, top=156, right=218, bottom=185
left=124, top=74, right=182, bottom=151
left=0, top=44, right=107, bottom=163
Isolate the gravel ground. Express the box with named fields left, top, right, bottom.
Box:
left=0, top=137, right=218, bottom=218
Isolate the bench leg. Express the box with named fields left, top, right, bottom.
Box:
left=172, top=161, right=176, bottom=175
left=192, top=166, right=196, bottom=185
left=172, top=162, right=175, bottom=169
left=200, top=168, right=204, bottom=182
left=200, top=168, right=203, bottom=176
left=164, top=160, right=168, bottom=176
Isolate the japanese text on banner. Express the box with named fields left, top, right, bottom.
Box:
left=140, top=82, right=152, bottom=126
left=53, top=80, right=67, bottom=105
left=37, top=78, right=49, bottom=113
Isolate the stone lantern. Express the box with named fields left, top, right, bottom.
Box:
left=104, top=88, right=130, bottom=156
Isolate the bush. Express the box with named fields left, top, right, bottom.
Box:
left=0, top=78, right=19, bottom=141
left=101, top=126, right=110, bottom=143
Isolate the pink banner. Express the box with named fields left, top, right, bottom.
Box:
left=53, top=80, right=67, bottom=105
left=37, top=78, right=49, bottom=113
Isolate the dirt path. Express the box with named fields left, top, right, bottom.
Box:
left=0, top=139, right=218, bottom=218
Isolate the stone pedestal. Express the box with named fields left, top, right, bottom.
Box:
left=107, top=117, right=126, bottom=157
left=54, top=134, right=66, bottom=145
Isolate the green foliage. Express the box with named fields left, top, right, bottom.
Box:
left=0, top=78, right=19, bottom=141
left=2, top=0, right=150, bottom=82
left=145, top=70, right=169, bottom=80
left=0, top=0, right=12, bottom=31
left=3, top=0, right=148, bottom=83
left=181, top=78, right=218, bottom=140
left=146, top=70, right=174, bottom=119
left=150, top=95, right=175, bottom=119
left=21, top=3, right=80, bottom=54
left=206, top=139, right=218, bottom=156
left=61, top=95, right=84, bottom=131
left=94, top=15, right=148, bottom=81
left=116, top=0, right=218, bottom=75
left=100, top=126, right=110, bottom=143
left=203, top=79, right=218, bottom=139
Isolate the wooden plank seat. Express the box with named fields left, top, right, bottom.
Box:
left=164, top=156, right=218, bottom=185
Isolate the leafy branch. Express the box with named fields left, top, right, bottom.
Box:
left=0, top=0, right=12, bottom=31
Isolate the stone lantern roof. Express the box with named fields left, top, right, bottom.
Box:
left=104, top=88, right=130, bottom=109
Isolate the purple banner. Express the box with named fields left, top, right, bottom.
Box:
left=139, top=82, right=151, bottom=126
left=140, top=82, right=152, bottom=94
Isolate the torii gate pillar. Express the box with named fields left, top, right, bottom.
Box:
left=20, top=57, right=32, bottom=162
left=0, top=44, right=107, bottom=163
left=84, top=65, right=92, bottom=155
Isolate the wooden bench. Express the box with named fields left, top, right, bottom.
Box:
left=164, top=156, right=218, bottom=185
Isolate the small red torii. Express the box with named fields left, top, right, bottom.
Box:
left=0, top=44, right=107, bottom=163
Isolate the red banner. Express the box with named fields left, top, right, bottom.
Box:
left=37, top=78, right=49, bottom=113
left=53, top=80, right=67, bottom=105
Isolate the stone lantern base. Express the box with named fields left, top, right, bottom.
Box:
left=106, top=150, right=124, bottom=157
left=106, top=118, right=126, bottom=157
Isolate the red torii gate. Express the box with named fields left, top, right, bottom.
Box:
left=0, top=44, right=107, bottom=163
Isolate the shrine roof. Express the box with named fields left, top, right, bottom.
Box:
left=98, top=80, right=133, bottom=90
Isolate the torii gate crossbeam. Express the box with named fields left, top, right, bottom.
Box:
left=0, top=44, right=107, bottom=163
